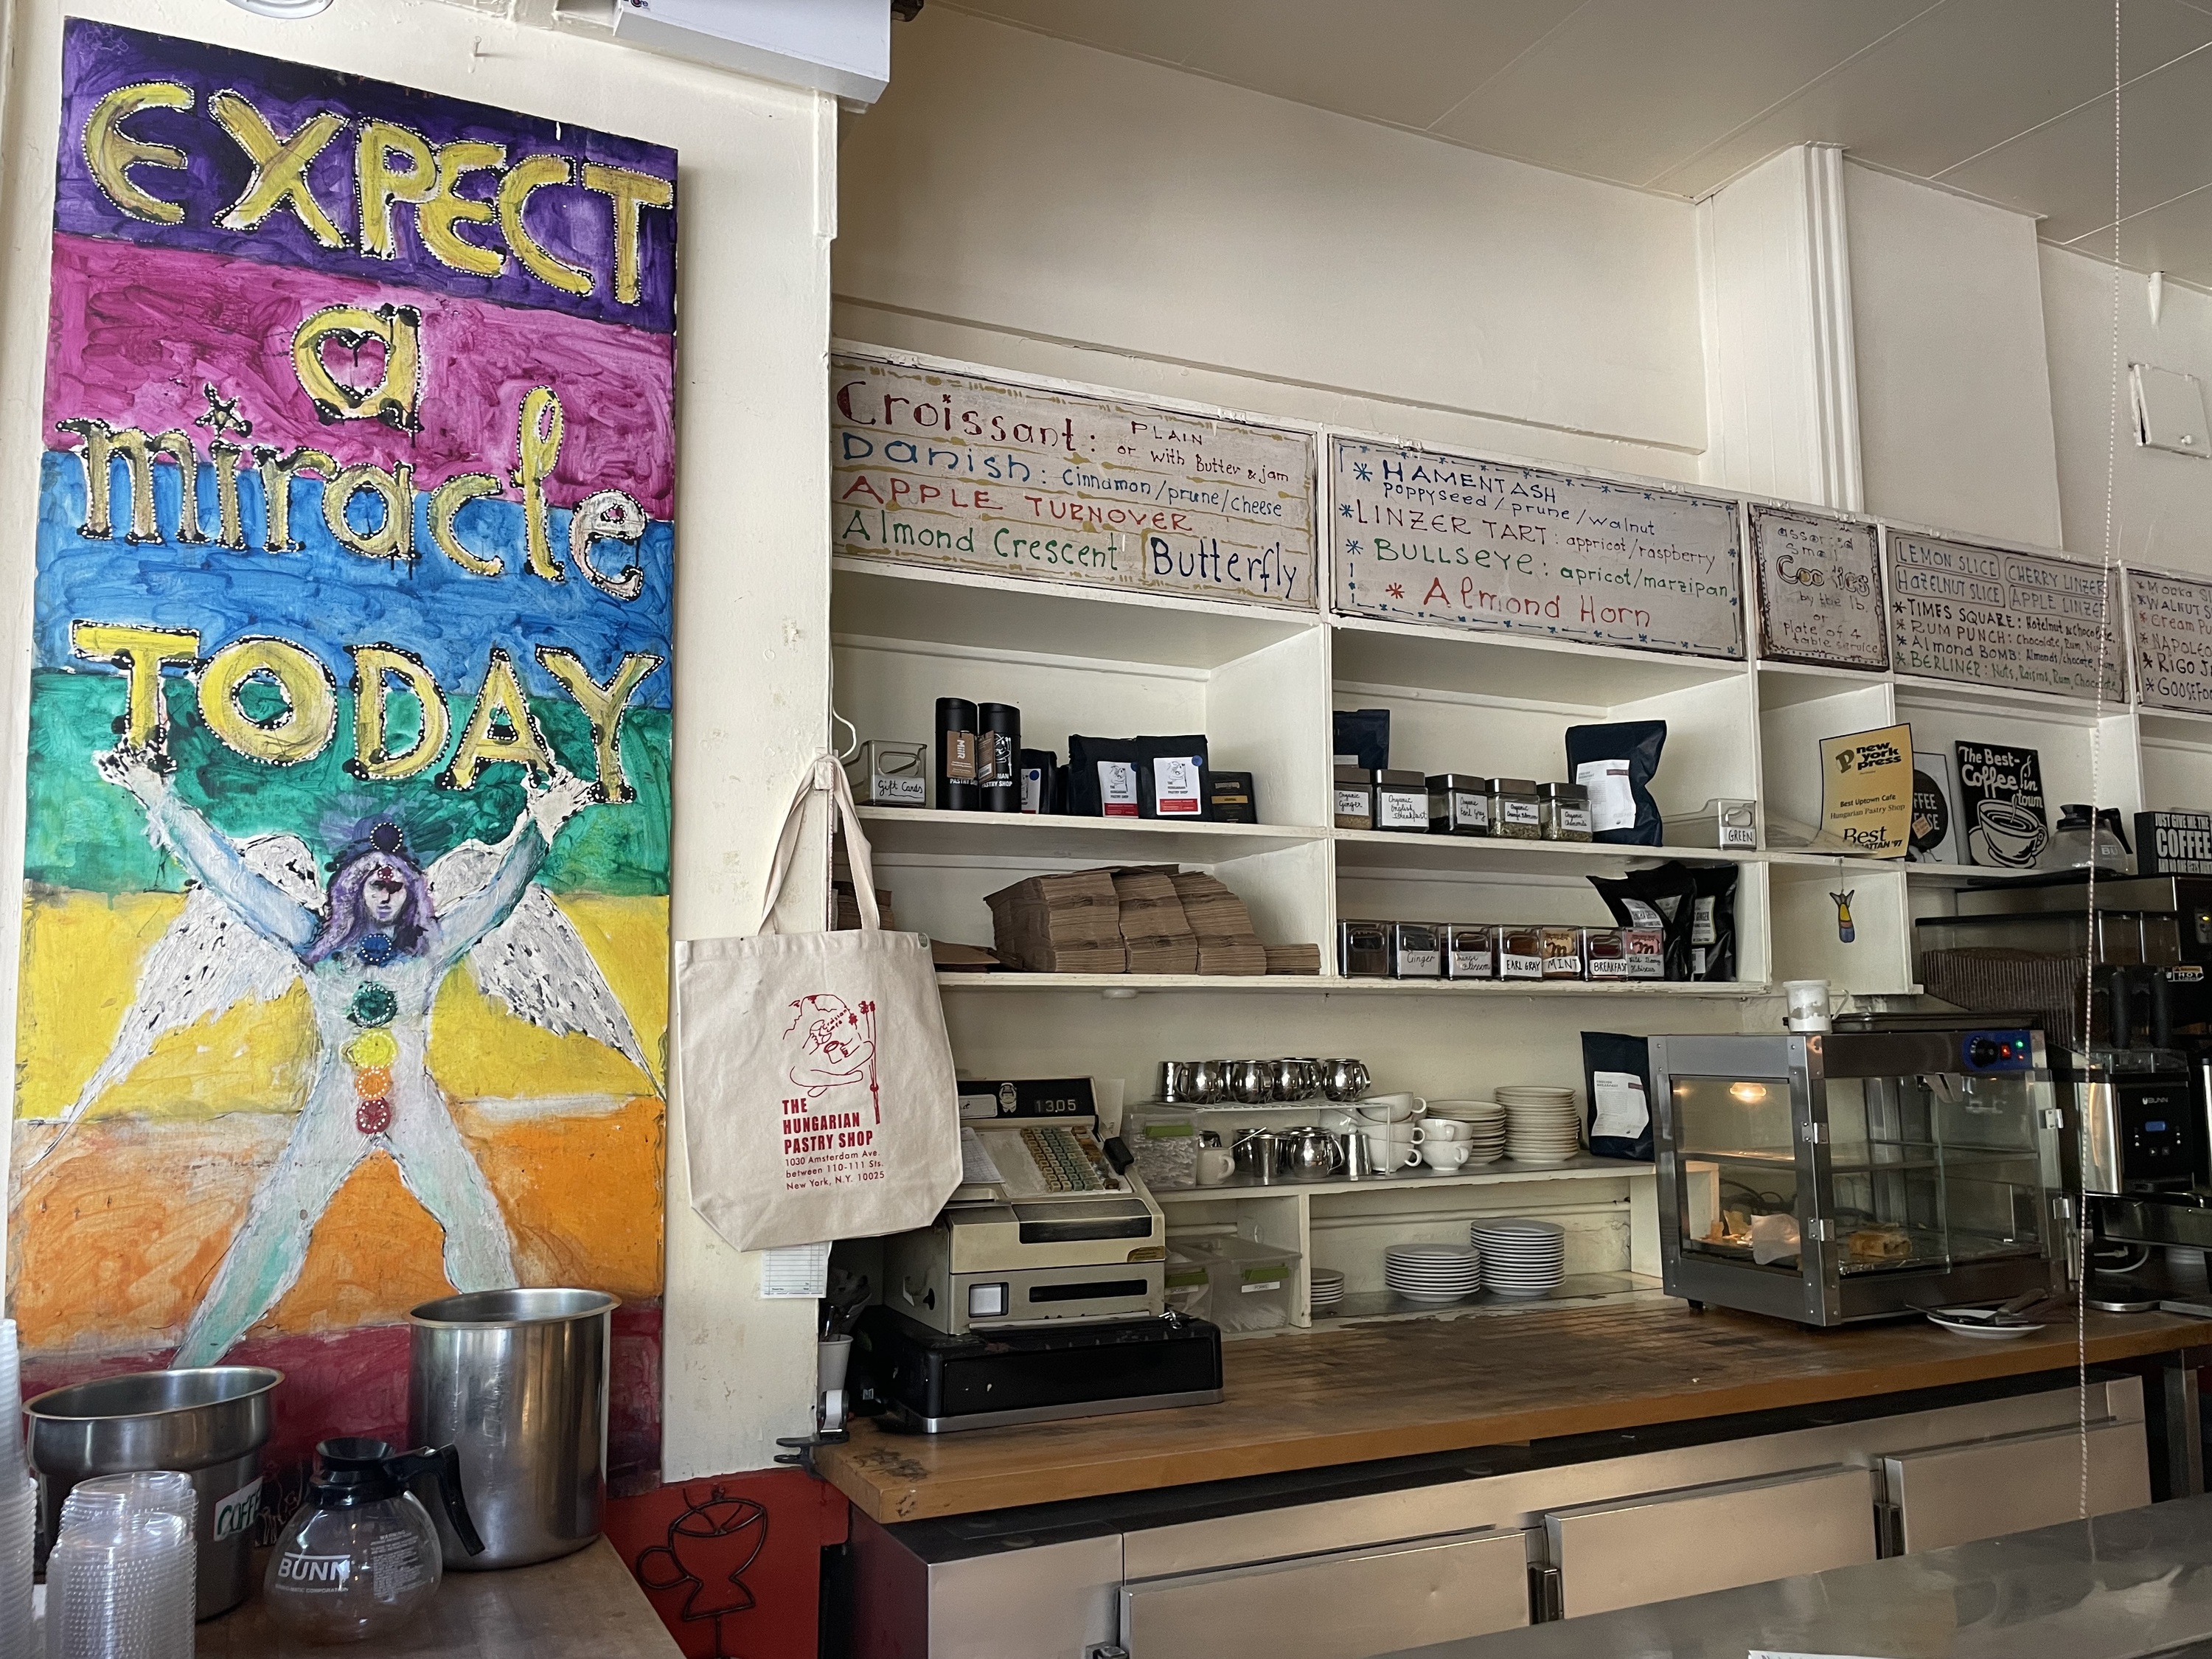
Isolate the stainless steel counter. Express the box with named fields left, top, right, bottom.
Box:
left=1397, top=1493, right=2212, bottom=1659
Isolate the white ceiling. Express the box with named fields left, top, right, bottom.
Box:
left=939, top=0, right=2212, bottom=281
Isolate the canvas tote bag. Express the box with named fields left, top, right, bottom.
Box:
left=677, top=754, right=961, bottom=1253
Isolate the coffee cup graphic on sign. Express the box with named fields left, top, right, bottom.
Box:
left=1972, top=799, right=2048, bottom=867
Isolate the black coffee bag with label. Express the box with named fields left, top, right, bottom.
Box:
left=1581, top=1031, right=1654, bottom=1161
left=1565, top=721, right=1666, bottom=846
left=1067, top=735, right=1213, bottom=820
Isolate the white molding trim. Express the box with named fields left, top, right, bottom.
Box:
left=1803, top=144, right=1864, bottom=513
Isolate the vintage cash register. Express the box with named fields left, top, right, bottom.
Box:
left=856, top=1078, right=1223, bottom=1432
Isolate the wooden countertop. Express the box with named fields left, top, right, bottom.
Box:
left=195, top=1537, right=678, bottom=1658
left=818, top=1301, right=2212, bottom=1524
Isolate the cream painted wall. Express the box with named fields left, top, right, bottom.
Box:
left=2042, top=242, right=2212, bottom=580
left=835, top=6, right=1707, bottom=481
left=1843, top=162, right=2065, bottom=549
left=0, top=0, right=830, bottom=1480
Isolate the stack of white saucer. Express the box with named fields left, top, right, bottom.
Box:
left=1425, top=1100, right=1506, bottom=1165
left=1383, top=1244, right=1481, bottom=1304
left=1498, top=1086, right=1582, bottom=1165
left=1309, top=1267, right=1345, bottom=1314
left=1469, top=1218, right=1566, bottom=1298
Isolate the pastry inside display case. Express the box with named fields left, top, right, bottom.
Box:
left=1651, top=1025, right=2065, bottom=1326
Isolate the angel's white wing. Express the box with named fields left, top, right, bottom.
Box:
left=430, top=839, right=654, bottom=1082
left=24, top=834, right=317, bottom=1168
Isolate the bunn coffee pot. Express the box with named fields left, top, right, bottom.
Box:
left=265, top=1438, right=483, bottom=1644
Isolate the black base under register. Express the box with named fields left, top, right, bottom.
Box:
left=852, top=1304, right=1224, bottom=1433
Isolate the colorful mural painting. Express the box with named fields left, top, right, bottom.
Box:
left=10, top=21, right=675, bottom=1484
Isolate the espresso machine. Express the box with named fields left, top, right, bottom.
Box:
left=1916, top=875, right=2212, bottom=1309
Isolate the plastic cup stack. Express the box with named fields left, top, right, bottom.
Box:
left=46, top=1473, right=196, bottom=1659
left=0, top=1321, right=31, bottom=1659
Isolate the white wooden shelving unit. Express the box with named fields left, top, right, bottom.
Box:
left=827, top=343, right=2207, bottom=1329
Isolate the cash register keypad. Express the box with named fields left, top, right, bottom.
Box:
left=1021, top=1124, right=1110, bottom=1192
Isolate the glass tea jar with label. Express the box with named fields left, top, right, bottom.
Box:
left=1427, top=774, right=1490, bottom=837
left=1388, top=922, right=1443, bottom=978
left=1487, top=778, right=1542, bottom=840
left=1444, top=924, right=1495, bottom=979
left=1334, top=767, right=1376, bottom=830
left=1583, top=926, right=1629, bottom=978
left=1540, top=782, right=1593, bottom=841
left=1372, top=770, right=1429, bottom=832
left=1539, top=925, right=1585, bottom=979
left=1495, top=923, right=1545, bottom=980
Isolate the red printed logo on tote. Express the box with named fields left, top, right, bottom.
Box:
left=778, top=995, right=885, bottom=1192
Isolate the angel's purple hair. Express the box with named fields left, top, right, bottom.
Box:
left=305, top=846, right=433, bottom=965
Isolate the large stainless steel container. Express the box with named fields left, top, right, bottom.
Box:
left=25, top=1366, right=280, bottom=1618
left=407, top=1287, right=616, bottom=1570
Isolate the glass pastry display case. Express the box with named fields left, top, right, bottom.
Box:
left=1650, top=1026, right=2066, bottom=1325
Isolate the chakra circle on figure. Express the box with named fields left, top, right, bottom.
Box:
left=357, top=933, right=397, bottom=967
left=344, top=1030, right=398, bottom=1068
left=353, top=1065, right=392, bottom=1098
left=355, top=1096, right=393, bottom=1136
left=348, top=981, right=397, bottom=1028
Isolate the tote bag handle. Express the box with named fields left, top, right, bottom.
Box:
left=757, top=754, right=880, bottom=935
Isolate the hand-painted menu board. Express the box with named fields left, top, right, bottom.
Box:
left=1887, top=532, right=2124, bottom=700
left=1750, top=505, right=1885, bottom=669
left=832, top=355, right=1315, bottom=611
left=1330, top=439, right=1743, bottom=658
left=2129, top=568, right=2212, bottom=714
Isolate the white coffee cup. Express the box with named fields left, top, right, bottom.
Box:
left=1196, top=1146, right=1236, bottom=1186
left=1784, top=978, right=1832, bottom=1033
left=1356, top=1093, right=1427, bottom=1124
left=1362, top=1130, right=1423, bottom=1170
left=1421, top=1141, right=1471, bottom=1170
left=1422, top=1119, right=1469, bottom=1142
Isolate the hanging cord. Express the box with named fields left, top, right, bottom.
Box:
left=828, top=654, right=860, bottom=763
left=2081, top=0, right=2124, bottom=1520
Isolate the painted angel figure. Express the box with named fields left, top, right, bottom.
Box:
left=35, top=743, right=653, bottom=1369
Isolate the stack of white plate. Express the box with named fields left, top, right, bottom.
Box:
left=1427, top=1100, right=1507, bottom=1166
left=1309, top=1267, right=1345, bottom=1313
left=1470, top=1219, right=1566, bottom=1298
left=1498, top=1086, right=1582, bottom=1165
left=1384, top=1244, right=1481, bottom=1304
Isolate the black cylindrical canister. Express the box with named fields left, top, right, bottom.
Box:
left=934, top=697, right=978, bottom=811
left=977, top=703, right=1022, bottom=813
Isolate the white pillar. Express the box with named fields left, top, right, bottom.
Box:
left=1697, top=143, right=1863, bottom=512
